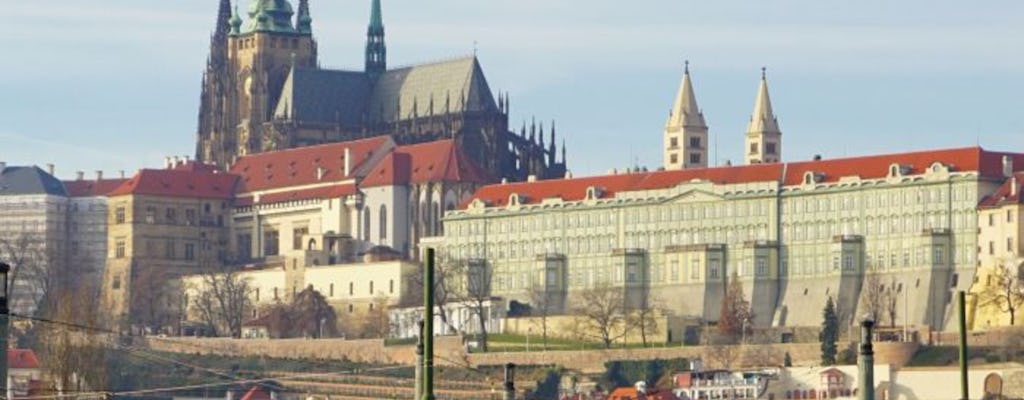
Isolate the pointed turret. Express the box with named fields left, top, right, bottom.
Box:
left=296, top=0, right=312, bottom=34
left=745, top=67, right=783, bottom=164
left=548, top=121, right=557, bottom=166
left=243, top=0, right=297, bottom=34
left=365, top=0, right=387, bottom=78
left=230, top=5, right=243, bottom=36
left=663, top=60, right=709, bottom=170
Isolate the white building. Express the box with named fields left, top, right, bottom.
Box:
left=64, top=172, right=128, bottom=291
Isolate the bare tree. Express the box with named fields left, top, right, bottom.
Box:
left=463, top=260, right=493, bottom=352
left=630, top=294, right=665, bottom=348
left=0, top=232, right=60, bottom=315
left=884, top=277, right=900, bottom=328
left=190, top=266, right=253, bottom=338
left=413, top=253, right=463, bottom=335
left=978, top=261, right=1024, bottom=326
left=130, top=267, right=182, bottom=334
left=704, top=342, right=741, bottom=370
left=528, top=286, right=554, bottom=351
left=361, top=294, right=392, bottom=338
left=860, top=273, right=885, bottom=324
left=573, top=283, right=629, bottom=349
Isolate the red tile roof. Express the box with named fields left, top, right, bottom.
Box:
left=783, top=147, right=1024, bottom=186
left=8, top=349, right=40, bottom=369
left=464, top=147, right=1024, bottom=209
left=235, top=184, right=357, bottom=206
left=239, top=386, right=272, bottom=400
left=608, top=387, right=681, bottom=400
left=63, top=178, right=130, bottom=197
left=980, top=172, right=1024, bottom=208
left=361, top=139, right=492, bottom=187
left=231, top=136, right=393, bottom=193
left=108, top=163, right=238, bottom=200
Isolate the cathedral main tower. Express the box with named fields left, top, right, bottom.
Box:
left=197, top=0, right=317, bottom=166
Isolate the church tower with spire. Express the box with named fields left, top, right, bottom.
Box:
left=365, top=0, right=386, bottom=78
left=196, top=0, right=318, bottom=167
left=664, top=61, right=709, bottom=170
left=745, top=68, right=782, bottom=164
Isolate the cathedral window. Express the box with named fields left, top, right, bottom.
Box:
left=115, top=206, right=125, bottom=224
left=363, top=208, right=371, bottom=240
left=670, top=137, right=678, bottom=148
left=690, top=137, right=701, bottom=148
left=749, top=142, right=759, bottom=155
left=767, top=143, right=777, bottom=155
left=670, top=154, right=678, bottom=165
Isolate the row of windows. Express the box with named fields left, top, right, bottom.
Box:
left=252, top=280, right=396, bottom=302
left=113, top=239, right=201, bottom=261
left=114, top=203, right=225, bottom=225
left=987, top=209, right=1016, bottom=226
left=667, top=136, right=703, bottom=149
left=985, top=237, right=1017, bottom=255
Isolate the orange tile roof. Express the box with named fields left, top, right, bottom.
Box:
left=608, top=387, right=681, bottom=400
left=235, top=184, right=357, bottom=206
left=63, top=178, right=130, bottom=197
left=361, top=139, right=492, bottom=187
left=463, top=147, right=1024, bottom=209
left=231, top=136, right=393, bottom=193
left=108, top=163, right=238, bottom=200
left=8, top=349, right=40, bottom=369
left=980, top=172, right=1024, bottom=208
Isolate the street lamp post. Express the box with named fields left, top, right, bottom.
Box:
left=0, top=262, right=10, bottom=395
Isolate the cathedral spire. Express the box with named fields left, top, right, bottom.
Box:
left=296, top=0, right=312, bottom=34
left=365, top=0, right=387, bottom=78
left=745, top=67, right=783, bottom=164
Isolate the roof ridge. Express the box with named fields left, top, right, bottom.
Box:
left=235, top=135, right=390, bottom=160
left=385, top=55, right=475, bottom=72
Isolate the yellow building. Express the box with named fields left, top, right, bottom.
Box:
left=102, top=160, right=237, bottom=328
left=969, top=171, right=1023, bottom=329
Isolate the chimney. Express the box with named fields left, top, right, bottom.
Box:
left=813, top=154, right=823, bottom=161
left=119, top=170, right=126, bottom=179
left=95, top=170, right=103, bottom=181
left=0, top=161, right=5, bottom=172
left=527, top=175, right=537, bottom=183
left=500, top=178, right=508, bottom=184
left=1003, top=155, right=1014, bottom=178
left=316, top=167, right=326, bottom=181
left=343, top=148, right=352, bottom=177
left=172, top=156, right=180, bottom=167
left=184, top=155, right=191, bottom=164
left=564, top=171, right=573, bottom=179
left=46, top=163, right=55, bottom=175
left=76, top=171, right=84, bottom=181
left=165, top=156, right=172, bottom=169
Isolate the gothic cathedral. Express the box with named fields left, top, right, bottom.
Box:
left=196, top=0, right=567, bottom=182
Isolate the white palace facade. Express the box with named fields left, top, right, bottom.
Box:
left=439, top=148, right=1024, bottom=330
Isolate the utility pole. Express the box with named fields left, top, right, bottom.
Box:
left=858, top=319, right=875, bottom=400
left=958, top=291, right=969, bottom=400
left=0, top=262, right=9, bottom=397
left=422, top=249, right=436, bottom=400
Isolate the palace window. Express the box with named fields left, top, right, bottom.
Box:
left=749, top=142, right=759, bottom=154
left=670, top=137, right=678, bottom=148
left=115, top=207, right=125, bottom=224
left=166, top=208, right=177, bottom=224
left=690, top=137, right=701, bottom=148
left=709, top=260, right=721, bottom=279
left=756, top=257, right=768, bottom=276
left=934, top=246, right=945, bottom=264
left=264, top=231, right=279, bottom=256
left=185, top=243, right=196, bottom=261
left=690, top=153, right=701, bottom=164
left=293, top=227, right=308, bottom=250
left=115, top=239, right=126, bottom=258
left=145, top=206, right=157, bottom=223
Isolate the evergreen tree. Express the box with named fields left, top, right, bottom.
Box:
left=820, top=296, right=839, bottom=366
left=718, top=273, right=752, bottom=339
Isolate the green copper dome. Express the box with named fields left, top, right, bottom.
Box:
left=242, top=0, right=297, bottom=34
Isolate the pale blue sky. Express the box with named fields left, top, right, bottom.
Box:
left=2, top=1, right=1022, bottom=179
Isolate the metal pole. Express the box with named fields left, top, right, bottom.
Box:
left=858, top=319, right=875, bottom=400
left=422, top=248, right=436, bottom=400
left=0, top=262, right=9, bottom=397
left=904, top=285, right=909, bottom=342
left=958, top=290, right=969, bottom=400
left=415, top=320, right=424, bottom=400
left=503, top=363, right=516, bottom=400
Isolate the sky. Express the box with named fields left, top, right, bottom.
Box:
left=2, top=1, right=1022, bottom=180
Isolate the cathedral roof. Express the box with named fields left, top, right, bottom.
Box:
left=108, top=163, right=237, bottom=200
left=370, top=56, right=497, bottom=121
left=274, top=68, right=372, bottom=125
left=464, top=147, right=1024, bottom=208
left=361, top=139, right=492, bottom=187
left=273, top=57, right=498, bottom=127
left=0, top=165, right=67, bottom=197
left=230, top=135, right=394, bottom=194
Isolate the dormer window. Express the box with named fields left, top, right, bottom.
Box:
left=888, top=163, right=911, bottom=178
left=803, top=171, right=823, bottom=185
left=585, top=186, right=605, bottom=201
left=508, top=193, right=526, bottom=207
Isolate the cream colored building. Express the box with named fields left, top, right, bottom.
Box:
left=181, top=259, right=419, bottom=324
left=969, top=170, right=1023, bottom=329
left=439, top=148, right=1024, bottom=331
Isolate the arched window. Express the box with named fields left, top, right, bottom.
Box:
left=363, top=208, right=371, bottom=241
left=379, top=204, right=388, bottom=240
